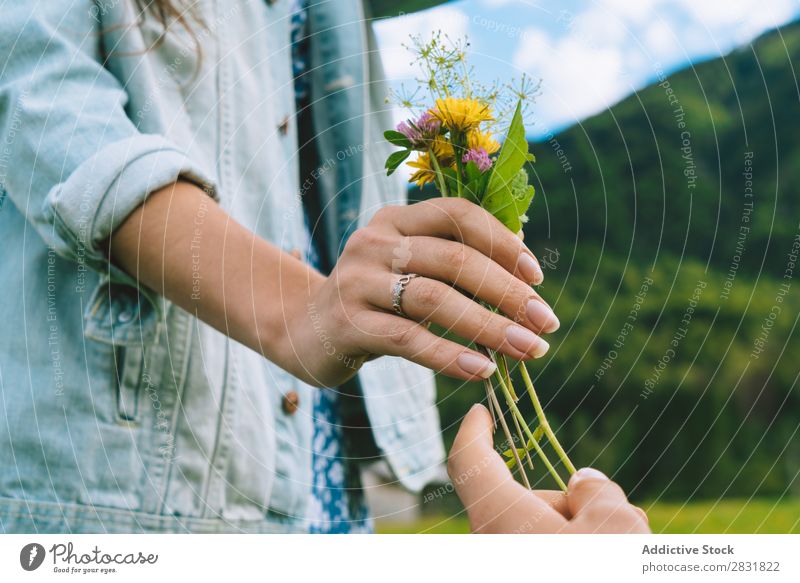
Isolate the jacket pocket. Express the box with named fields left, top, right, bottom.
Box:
left=114, top=345, right=144, bottom=424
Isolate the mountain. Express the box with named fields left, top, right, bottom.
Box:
left=528, top=21, right=800, bottom=276
left=428, top=21, right=800, bottom=502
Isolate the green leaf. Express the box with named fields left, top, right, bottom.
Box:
left=481, top=101, right=535, bottom=232
left=462, top=178, right=482, bottom=205
left=384, top=130, right=411, bottom=149
left=533, top=426, right=545, bottom=443
left=385, top=149, right=410, bottom=176
left=464, top=161, right=483, bottom=183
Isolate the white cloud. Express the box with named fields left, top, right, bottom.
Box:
left=373, top=6, right=470, bottom=80
left=642, top=19, right=680, bottom=59
left=513, top=29, right=630, bottom=130
left=597, top=0, right=665, bottom=25
left=674, top=0, right=796, bottom=45
left=570, top=7, right=628, bottom=46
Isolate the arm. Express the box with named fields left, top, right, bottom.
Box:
left=111, top=187, right=560, bottom=388
left=108, top=181, right=336, bottom=386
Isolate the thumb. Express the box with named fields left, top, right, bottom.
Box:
left=567, top=468, right=648, bottom=533
left=449, top=404, right=566, bottom=533
left=448, top=404, right=517, bottom=509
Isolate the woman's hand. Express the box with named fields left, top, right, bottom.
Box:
left=112, top=185, right=558, bottom=388
left=289, top=197, right=560, bottom=386
left=448, top=404, right=651, bottom=533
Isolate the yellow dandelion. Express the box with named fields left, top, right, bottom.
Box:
left=407, top=153, right=438, bottom=188
left=430, top=97, right=494, bottom=133
left=467, top=129, right=500, bottom=155
left=429, top=136, right=455, bottom=163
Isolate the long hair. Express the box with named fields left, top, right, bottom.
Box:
left=134, top=0, right=203, bottom=36
left=129, top=0, right=205, bottom=75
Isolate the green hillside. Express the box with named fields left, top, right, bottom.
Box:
left=426, top=21, right=800, bottom=503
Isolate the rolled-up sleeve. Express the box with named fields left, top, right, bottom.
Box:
left=0, top=1, right=217, bottom=272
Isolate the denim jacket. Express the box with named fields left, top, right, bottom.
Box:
left=0, top=0, right=445, bottom=533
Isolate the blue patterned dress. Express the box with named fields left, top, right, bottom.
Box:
left=290, top=0, right=373, bottom=534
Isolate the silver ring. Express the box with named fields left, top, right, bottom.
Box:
left=391, top=273, right=420, bottom=317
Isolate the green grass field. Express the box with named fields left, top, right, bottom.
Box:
left=376, top=498, right=800, bottom=534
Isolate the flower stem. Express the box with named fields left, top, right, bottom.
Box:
left=519, top=362, right=577, bottom=475
left=482, top=376, right=531, bottom=489
left=491, top=361, right=567, bottom=491
left=428, top=148, right=449, bottom=197
left=453, top=133, right=466, bottom=199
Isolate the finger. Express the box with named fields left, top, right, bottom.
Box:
left=401, top=236, right=559, bottom=333
left=354, top=312, right=496, bottom=381
left=373, top=199, right=544, bottom=285
left=366, top=274, right=549, bottom=360
left=532, top=490, right=570, bottom=518
left=449, top=405, right=568, bottom=533
left=566, top=468, right=650, bottom=533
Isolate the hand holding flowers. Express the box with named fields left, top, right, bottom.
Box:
left=383, top=34, right=576, bottom=490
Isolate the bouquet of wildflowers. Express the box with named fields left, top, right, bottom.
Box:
left=384, top=34, right=575, bottom=490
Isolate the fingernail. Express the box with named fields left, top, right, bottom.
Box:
left=517, top=253, right=543, bottom=285
left=457, top=353, right=497, bottom=379
left=572, top=468, right=608, bottom=484
left=526, top=300, right=560, bottom=332
left=506, top=326, right=549, bottom=357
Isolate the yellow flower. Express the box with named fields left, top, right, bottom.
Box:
left=407, top=136, right=457, bottom=188
left=467, top=129, right=500, bottom=155
left=430, top=97, right=494, bottom=133
left=407, top=153, right=438, bottom=188
left=429, top=136, right=455, bottom=163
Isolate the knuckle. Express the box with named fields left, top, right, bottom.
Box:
left=443, top=196, right=474, bottom=222
left=371, top=205, right=399, bottom=225
left=387, top=322, right=418, bottom=348
left=427, top=196, right=472, bottom=223
left=413, top=280, right=445, bottom=310
left=425, top=338, right=453, bottom=371
left=477, top=310, right=499, bottom=336
left=345, top=226, right=387, bottom=253
left=437, top=243, right=467, bottom=271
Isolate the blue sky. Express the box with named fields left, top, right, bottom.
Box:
left=375, top=0, right=800, bottom=138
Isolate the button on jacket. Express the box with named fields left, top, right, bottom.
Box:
left=0, top=0, right=446, bottom=533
